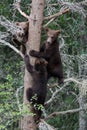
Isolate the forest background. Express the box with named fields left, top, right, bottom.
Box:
left=0, top=0, right=87, bottom=130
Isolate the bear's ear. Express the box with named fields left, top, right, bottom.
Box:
left=55, top=30, right=61, bottom=35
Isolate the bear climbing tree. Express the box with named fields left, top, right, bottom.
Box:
left=1, top=0, right=87, bottom=130
left=12, top=21, right=29, bottom=54
left=24, top=54, right=47, bottom=122
left=30, top=28, right=64, bottom=85
left=5, top=1, right=69, bottom=130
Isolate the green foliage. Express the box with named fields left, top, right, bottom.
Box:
left=0, top=0, right=87, bottom=130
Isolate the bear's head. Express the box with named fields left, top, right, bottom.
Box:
left=45, top=28, right=60, bottom=47
left=14, top=21, right=29, bottom=43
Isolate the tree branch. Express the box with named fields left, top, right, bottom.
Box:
left=14, top=2, right=29, bottom=19
left=64, top=78, right=82, bottom=85
left=46, top=1, right=87, bottom=6
left=43, top=18, right=55, bottom=28
left=0, top=39, right=24, bottom=58
left=46, top=83, right=67, bottom=105
left=46, top=78, right=82, bottom=105
left=16, top=86, right=23, bottom=111
left=44, top=8, right=69, bottom=20
left=0, top=16, right=23, bottom=35
left=45, top=104, right=87, bottom=120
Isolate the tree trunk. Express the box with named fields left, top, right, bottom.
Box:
left=79, top=80, right=87, bottom=130
left=21, top=0, right=45, bottom=130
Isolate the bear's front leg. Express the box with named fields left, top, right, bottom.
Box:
left=29, top=50, right=45, bottom=58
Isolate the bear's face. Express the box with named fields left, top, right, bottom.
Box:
left=14, top=21, right=29, bottom=42
left=45, top=28, right=60, bottom=48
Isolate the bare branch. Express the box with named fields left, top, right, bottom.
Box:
left=64, top=78, right=82, bottom=85
left=39, top=119, right=56, bottom=130
left=0, top=39, right=24, bottom=58
left=15, top=86, right=23, bottom=111
left=43, top=18, right=55, bottom=28
left=45, top=104, right=87, bottom=120
left=46, top=1, right=87, bottom=7
left=57, top=0, right=86, bottom=17
left=13, top=2, right=29, bottom=19
left=79, top=0, right=87, bottom=5
left=43, top=8, right=69, bottom=27
left=0, top=16, right=23, bottom=35
left=44, top=8, right=69, bottom=20
left=45, top=84, right=67, bottom=105
left=46, top=78, right=82, bottom=105
left=0, top=32, right=9, bottom=39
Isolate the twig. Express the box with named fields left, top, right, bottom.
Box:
left=58, top=1, right=86, bottom=17
left=64, top=78, right=82, bottom=85
left=14, top=2, right=29, bottom=19
left=45, top=105, right=87, bottom=120
left=43, top=18, right=55, bottom=28
left=46, top=1, right=87, bottom=6
left=0, top=39, right=24, bottom=58
left=45, top=83, right=67, bottom=105
left=15, top=86, right=23, bottom=111
left=0, top=16, right=23, bottom=35
left=46, top=78, right=82, bottom=105
left=44, top=8, right=69, bottom=20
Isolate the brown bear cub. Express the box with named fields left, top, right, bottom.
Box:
left=30, top=28, right=64, bottom=85
left=13, top=21, right=29, bottom=54
left=24, top=54, right=48, bottom=121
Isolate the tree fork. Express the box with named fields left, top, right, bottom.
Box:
left=21, top=0, right=45, bottom=130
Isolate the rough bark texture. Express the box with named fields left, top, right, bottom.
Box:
left=21, top=0, right=45, bottom=130
left=79, top=82, right=87, bottom=130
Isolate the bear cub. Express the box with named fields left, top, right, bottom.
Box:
left=13, top=21, right=29, bottom=54
left=30, top=28, right=64, bottom=84
left=24, top=54, right=48, bottom=121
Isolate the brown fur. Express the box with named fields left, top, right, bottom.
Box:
left=30, top=28, right=64, bottom=84
left=24, top=55, right=47, bottom=122
left=13, top=21, right=29, bottom=54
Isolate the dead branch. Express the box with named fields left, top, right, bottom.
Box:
left=0, top=16, right=23, bottom=35
left=44, top=8, right=69, bottom=20
left=43, top=8, right=69, bottom=27
left=14, top=2, right=29, bottom=19
left=0, top=32, right=9, bottom=39
left=47, top=78, right=82, bottom=88
left=45, top=83, right=68, bottom=105
left=16, top=86, right=23, bottom=111
left=64, top=78, right=82, bottom=85
left=46, top=78, right=82, bottom=105
left=46, top=1, right=87, bottom=7
left=0, top=39, right=24, bottom=58
left=43, top=18, right=55, bottom=28
left=39, top=119, right=56, bottom=130
left=45, top=104, right=87, bottom=120
left=57, top=0, right=86, bottom=17
left=79, top=0, right=87, bottom=5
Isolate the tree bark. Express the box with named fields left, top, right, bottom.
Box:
left=21, top=0, right=45, bottom=130
left=79, top=81, right=87, bottom=130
